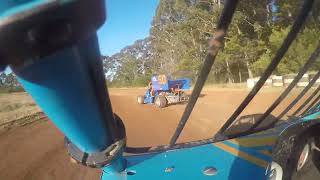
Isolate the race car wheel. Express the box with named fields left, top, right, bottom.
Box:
left=286, top=135, right=316, bottom=180
left=137, top=96, right=145, bottom=104
left=155, top=95, right=167, bottom=108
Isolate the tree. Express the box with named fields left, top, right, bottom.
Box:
left=101, top=0, right=319, bottom=86
left=0, top=73, right=6, bottom=86
left=102, top=38, right=153, bottom=86
left=4, top=73, right=19, bottom=87
left=253, top=26, right=319, bottom=76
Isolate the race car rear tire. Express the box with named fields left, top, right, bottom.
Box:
left=155, top=95, right=167, bottom=108
left=285, top=134, right=316, bottom=180
left=137, top=96, right=145, bottom=104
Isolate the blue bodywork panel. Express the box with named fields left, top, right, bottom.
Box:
left=151, top=75, right=190, bottom=91
left=301, top=106, right=320, bottom=121
left=142, top=75, right=190, bottom=104
left=168, top=79, right=190, bottom=90
left=102, top=135, right=274, bottom=179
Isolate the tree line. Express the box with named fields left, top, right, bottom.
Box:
left=0, top=73, right=24, bottom=93
left=1, top=1, right=318, bottom=89
left=103, top=0, right=320, bottom=87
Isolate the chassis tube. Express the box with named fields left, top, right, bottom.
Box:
left=12, top=34, right=113, bottom=153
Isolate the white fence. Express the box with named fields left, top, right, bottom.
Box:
left=247, top=73, right=317, bottom=88
left=272, top=76, right=284, bottom=87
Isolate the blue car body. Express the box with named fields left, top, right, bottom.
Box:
left=142, top=75, right=190, bottom=105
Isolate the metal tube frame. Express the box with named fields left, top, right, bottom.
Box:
left=277, top=71, right=320, bottom=120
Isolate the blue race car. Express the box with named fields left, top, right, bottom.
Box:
left=137, top=75, right=190, bottom=108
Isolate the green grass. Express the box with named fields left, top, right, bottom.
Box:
left=0, top=87, right=24, bottom=94
left=0, top=93, right=40, bottom=125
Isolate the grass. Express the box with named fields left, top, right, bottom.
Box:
left=0, top=87, right=25, bottom=94
left=0, top=93, right=40, bottom=125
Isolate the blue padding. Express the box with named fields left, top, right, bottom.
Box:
left=14, top=36, right=111, bottom=153
left=0, top=0, right=74, bottom=20
left=1, top=0, right=47, bottom=19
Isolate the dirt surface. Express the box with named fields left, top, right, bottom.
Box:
left=0, top=88, right=314, bottom=180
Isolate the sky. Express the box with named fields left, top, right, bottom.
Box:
left=4, top=0, right=159, bottom=74
left=97, top=0, right=159, bottom=56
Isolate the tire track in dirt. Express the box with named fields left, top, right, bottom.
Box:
left=110, top=92, right=186, bottom=147
left=0, top=120, right=99, bottom=180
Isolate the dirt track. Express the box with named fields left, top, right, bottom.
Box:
left=0, top=88, right=312, bottom=180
